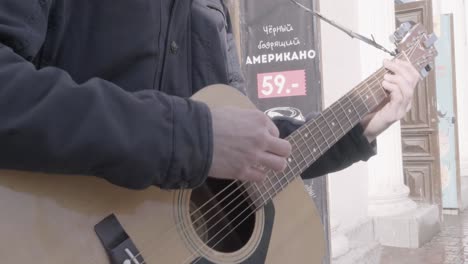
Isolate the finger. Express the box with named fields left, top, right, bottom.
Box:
left=397, top=60, right=420, bottom=87
left=265, top=136, right=292, bottom=158
left=395, top=61, right=418, bottom=108
left=257, top=151, right=288, bottom=172
left=382, top=80, right=407, bottom=120
left=266, top=118, right=280, bottom=138
left=246, top=167, right=268, bottom=182
left=398, top=59, right=421, bottom=81
left=384, top=59, right=413, bottom=84
left=383, top=72, right=406, bottom=86
left=383, top=73, right=414, bottom=102
left=382, top=80, right=403, bottom=105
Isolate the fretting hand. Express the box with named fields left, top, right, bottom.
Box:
left=361, top=59, right=421, bottom=142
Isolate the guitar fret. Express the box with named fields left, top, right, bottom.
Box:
left=305, top=125, right=322, bottom=156
left=365, top=82, right=379, bottom=107
left=325, top=109, right=345, bottom=140
left=322, top=111, right=338, bottom=142
left=265, top=176, right=276, bottom=200
left=352, top=92, right=367, bottom=119
left=344, top=95, right=361, bottom=122
left=358, top=84, right=371, bottom=112
left=376, top=81, right=388, bottom=99
left=372, top=74, right=386, bottom=98
left=352, top=89, right=370, bottom=120
left=278, top=172, right=290, bottom=189
left=273, top=171, right=285, bottom=189
left=258, top=64, right=395, bottom=206
left=374, top=71, right=389, bottom=102
left=314, top=117, right=330, bottom=149
left=261, top=182, right=272, bottom=203
left=263, top=183, right=273, bottom=202
left=329, top=107, right=346, bottom=136
left=298, top=132, right=316, bottom=165
left=285, top=153, right=301, bottom=182
left=254, top=183, right=267, bottom=205
left=289, top=154, right=300, bottom=171
left=357, top=90, right=370, bottom=116
left=338, top=100, right=354, bottom=127
left=315, top=124, right=335, bottom=153
left=334, top=105, right=348, bottom=127
left=281, top=171, right=292, bottom=186
left=291, top=157, right=302, bottom=177
left=291, top=135, right=308, bottom=170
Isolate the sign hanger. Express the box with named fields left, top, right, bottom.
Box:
left=290, top=0, right=397, bottom=56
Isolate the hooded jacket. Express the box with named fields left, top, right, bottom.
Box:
left=0, top=0, right=375, bottom=190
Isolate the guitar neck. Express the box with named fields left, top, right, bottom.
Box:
left=247, top=64, right=392, bottom=207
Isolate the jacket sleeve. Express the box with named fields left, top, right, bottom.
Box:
left=273, top=115, right=376, bottom=179
left=0, top=1, right=212, bottom=190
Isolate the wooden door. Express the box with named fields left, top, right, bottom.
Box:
left=396, top=1, right=442, bottom=207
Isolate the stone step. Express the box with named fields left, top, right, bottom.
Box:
left=461, top=177, right=468, bottom=210
left=332, top=219, right=382, bottom=264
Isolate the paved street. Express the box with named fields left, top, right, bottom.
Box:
left=381, top=211, right=468, bottom=264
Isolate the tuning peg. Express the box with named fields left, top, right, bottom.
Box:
left=392, top=22, right=413, bottom=43
left=420, top=63, right=434, bottom=78
left=424, top=33, right=438, bottom=48
left=420, top=67, right=430, bottom=78
left=425, top=63, right=434, bottom=72
left=399, top=22, right=413, bottom=32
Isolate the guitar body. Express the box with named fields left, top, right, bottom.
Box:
left=0, top=85, right=325, bottom=264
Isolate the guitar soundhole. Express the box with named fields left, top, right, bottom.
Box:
left=189, top=178, right=255, bottom=253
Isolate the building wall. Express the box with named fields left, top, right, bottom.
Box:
left=319, top=0, right=370, bottom=238
left=439, top=0, right=468, bottom=176
left=321, top=0, right=440, bottom=260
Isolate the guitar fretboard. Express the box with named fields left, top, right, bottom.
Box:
left=246, top=64, right=393, bottom=208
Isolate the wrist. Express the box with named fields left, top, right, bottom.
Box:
left=362, top=116, right=395, bottom=143
left=360, top=113, right=376, bottom=143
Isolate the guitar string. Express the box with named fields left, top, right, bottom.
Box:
left=183, top=47, right=422, bottom=264
left=121, top=63, right=384, bottom=263
left=185, top=75, right=390, bottom=264
left=184, top=66, right=389, bottom=230
left=184, top=49, right=423, bottom=264
left=85, top=41, right=421, bottom=264
left=136, top=60, right=397, bottom=264
left=181, top=69, right=388, bottom=245
left=184, top=97, right=382, bottom=264
left=130, top=66, right=387, bottom=264
left=138, top=44, right=422, bottom=263
left=103, top=55, right=398, bottom=264
left=162, top=36, right=407, bottom=249
left=145, top=73, right=382, bottom=264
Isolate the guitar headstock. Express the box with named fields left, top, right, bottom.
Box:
left=391, top=22, right=438, bottom=78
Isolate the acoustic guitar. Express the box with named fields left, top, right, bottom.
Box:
left=0, top=22, right=436, bottom=264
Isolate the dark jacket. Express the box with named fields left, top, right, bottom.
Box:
left=0, top=0, right=374, bottom=190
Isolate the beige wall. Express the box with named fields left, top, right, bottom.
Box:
left=319, top=0, right=371, bottom=234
